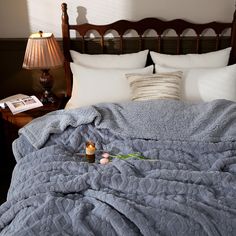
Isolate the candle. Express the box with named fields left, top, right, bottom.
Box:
left=86, top=141, right=96, bottom=155
left=86, top=141, right=96, bottom=163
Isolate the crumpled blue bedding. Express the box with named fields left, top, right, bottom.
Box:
left=0, top=99, right=236, bottom=236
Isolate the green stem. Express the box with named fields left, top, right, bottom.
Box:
left=110, top=152, right=146, bottom=160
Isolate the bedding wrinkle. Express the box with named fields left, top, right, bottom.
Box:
left=1, top=99, right=236, bottom=235
left=17, top=99, right=236, bottom=151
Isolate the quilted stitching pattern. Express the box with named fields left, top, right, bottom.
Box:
left=1, top=100, right=236, bottom=235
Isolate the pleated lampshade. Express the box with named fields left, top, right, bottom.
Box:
left=23, top=31, right=64, bottom=70
left=22, top=31, right=64, bottom=104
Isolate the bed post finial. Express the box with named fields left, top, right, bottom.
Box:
left=61, top=3, right=69, bottom=25
left=61, top=2, right=72, bottom=97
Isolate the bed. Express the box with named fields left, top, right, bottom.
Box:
left=1, top=2, right=236, bottom=235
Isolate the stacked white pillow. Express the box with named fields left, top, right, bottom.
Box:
left=150, top=47, right=231, bottom=68
left=156, top=64, right=236, bottom=102
left=151, top=47, right=235, bottom=102
left=65, top=50, right=151, bottom=109
left=70, top=50, right=149, bottom=69
left=66, top=64, right=154, bottom=109
left=66, top=47, right=233, bottom=108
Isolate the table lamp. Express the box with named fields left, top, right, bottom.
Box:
left=22, top=31, right=64, bottom=103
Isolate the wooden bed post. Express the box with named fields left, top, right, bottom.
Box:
left=230, top=8, right=236, bottom=64
left=61, top=3, right=72, bottom=97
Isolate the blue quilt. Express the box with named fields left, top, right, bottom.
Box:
left=0, top=99, right=236, bottom=236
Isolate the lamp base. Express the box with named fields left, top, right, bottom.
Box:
left=40, top=91, right=56, bottom=104
left=39, top=69, right=55, bottom=104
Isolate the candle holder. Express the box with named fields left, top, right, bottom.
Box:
left=86, top=141, right=96, bottom=163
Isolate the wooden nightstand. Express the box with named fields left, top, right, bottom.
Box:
left=0, top=96, right=66, bottom=204
left=0, top=96, right=65, bottom=165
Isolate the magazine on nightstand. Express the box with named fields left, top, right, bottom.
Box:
left=0, top=94, right=43, bottom=114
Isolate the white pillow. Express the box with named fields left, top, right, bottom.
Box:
left=155, top=64, right=236, bottom=102
left=65, top=63, right=154, bottom=109
left=70, top=50, right=149, bottom=69
left=126, top=71, right=183, bottom=101
left=150, top=47, right=231, bottom=68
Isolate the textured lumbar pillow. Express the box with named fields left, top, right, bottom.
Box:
left=126, top=71, right=183, bottom=101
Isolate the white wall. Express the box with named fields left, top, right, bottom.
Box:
left=0, top=0, right=235, bottom=38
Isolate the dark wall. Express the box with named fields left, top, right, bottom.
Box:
left=0, top=36, right=232, bottom=100
left=0, top=39, right=66, bottom=100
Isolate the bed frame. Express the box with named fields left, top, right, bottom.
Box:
left=61, top=3, right=236, bottom=98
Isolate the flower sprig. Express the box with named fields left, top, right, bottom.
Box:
left=109, top=152, right=146, bottom=160
left=100, top=152, right=146, bottom=164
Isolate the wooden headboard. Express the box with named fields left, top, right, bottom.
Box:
left=61, top=3, right=236, bottom=98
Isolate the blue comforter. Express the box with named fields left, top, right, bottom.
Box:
left=0, top=99, right=236, bottom=236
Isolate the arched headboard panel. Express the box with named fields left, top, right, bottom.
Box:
left=61, top=3, right=236, bottom=98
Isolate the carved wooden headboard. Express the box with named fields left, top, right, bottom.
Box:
left=61, top=3, right=236, bottom=98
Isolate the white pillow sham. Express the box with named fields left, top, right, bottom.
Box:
left=126, top=71, right=183, bottom=101
left=65, top=63, right=154, bottom=109
left=151, top=47, right=231, bottom=68
left=70, top=50, right=149, bottom=69
left=155, top=64, right=236, bottom=102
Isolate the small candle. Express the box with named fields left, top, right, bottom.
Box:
left=86, top=141, right=96, bottom=163
left=86, top=141, right=96, bottom=155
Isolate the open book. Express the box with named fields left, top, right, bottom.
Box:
left=0, top=94, right=43, bottom=115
